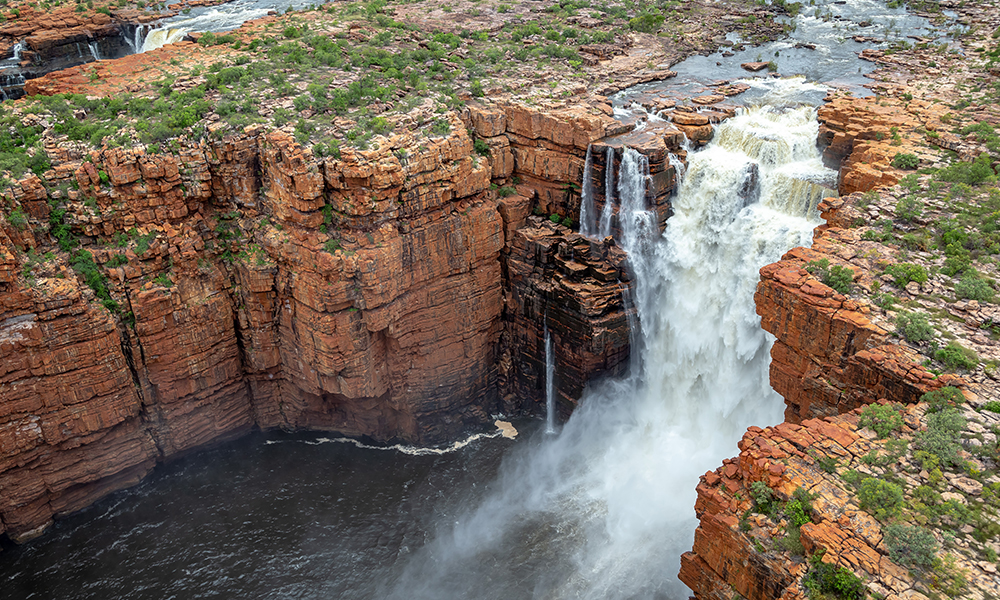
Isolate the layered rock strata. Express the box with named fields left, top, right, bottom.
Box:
left=0, top=98, right=693, bottom=542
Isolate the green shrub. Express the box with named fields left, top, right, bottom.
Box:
left=891, top=153, right=919, bottom=169
left=921, top=387, right=965, bottom=411
left=982, top=401, right=1000, bottom=413
left=884, top=524, right=938, bottom=568
left=785, top=487, right=816, bottom=528
left=498, top=186, right=516, bottom=198
left=70, top=249, right=118, bottom=313
left=7, top=207, right=27, bottom=230
left=915, top=406, right=966, bottom=468
left=894, top=312, right=934, bottom=343
left=431, top=118, right=451, bottom=136
left=805, top=258, right=853, bottom=294
left=884, top=262, right=928, bottom=287
left=549, top=213, right=561, bottom=223
left=895, top=196, right=922, bottom=221
left=474, top=138, right=490, bottom=157
left=858, top=477, right=903, bottom=518
left=470, top=79, right=484, bottom=98
left=954, top=273, right=995, bottom=302
left=628, top=14, right=664, bottom=33
left=858, top=403, right=903, bottom=438
left=937, top=153, right=996, bottom=185
left=934, top=341, right=979, bottom=371
left=750, top=480, right=776, bottom=515
left=106, top=254, right=128, bottom=267
left=561, top=216, right=573, bottom=228
left=802, top=555, right=866, bottom=600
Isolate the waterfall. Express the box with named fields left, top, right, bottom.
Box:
left=544, top=317, right=556, bottom=435
left=668, top=152, right=686, bottom=183
left=597, top=146, right=615, bottom=239
left=11, top=41, right=21, bottom=61
left=125, top=24, right=149, bottom=54
left=141, top=27, right=188, bottom=52
left=384, top=99, right=831, bottom=600
left=578, top=146, right=596, bottom=237
left=88, top=41, right=101, bottom=61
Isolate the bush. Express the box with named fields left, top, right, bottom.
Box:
left=934, top=341, right=979, bottom=371
left=431, top=118, right=451, bottom=136
left=954, top=273, right=995, bottom=302
left=858, top=477, right=903, bottom=518
left=549, top=213, right=561, bottom=223
left=921, top=386, right=965, bottom=412
left=805, top=258, right=853, bottom=294
left=802, top=557, right=866, bottom=600
left=894, top=312, right=934, bottom=343
left=895, top=196, right=922, bottom=221
left=915, top=406, right=966, bottom=469
left=474, top=138, right=490, bottom=157
left=7, top=207, right=27, bottom=230
left=498, top=186, right=516, bottom=198
left=750, top=480, right=776, bottom=515
left=628, top=14, right=665, bottom=33
left=858, top=403, right=903, bottom=438
left=884, top=524, right=937, bottom=568
left=937, top=153, right=996, bottom=185
left=982, top=401, right=1000, bottom=413
left=470, top=79, right=484, bottom=98
left=884, top=262, right=928, bottom=287
left=70, top=249, right=118, bottom=313
left=892, top=152, right=919, bottom=169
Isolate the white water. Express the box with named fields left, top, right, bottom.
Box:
left=88, top=41, right=101, bottom=61
left=597, top=146, right=615, bottom=239
left=125, top=24, right=149, bottom=54
left=140, top=27, right=189, bottom=53
left=384, top=97, right=831, bottom=599
left=668, top=152, right=686, bottom=183
left=11, top=41, right=21, bottom=62
left=544, top=318, right=556, bottom=435
left=579, top=146, right=596, bottom=237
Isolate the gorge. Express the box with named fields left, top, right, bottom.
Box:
left=1, top=0, right=999, bottom=599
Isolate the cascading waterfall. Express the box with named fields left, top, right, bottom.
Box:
left=668, top=152, right=686, bottom=183
left=578, top=146, right=596, bottom=238
left=597, top=146, right=616, bottom=239
left=125, top=24, right=149, bottom=54
left=140, top=27, right=188, bottom=53
left=88, top=41, right=102, bottom=61
left=11, top=41, right=21, bottom=61
left=544, top=318, right=556, bottom=435
left=384, top=100, right=832, bottom=600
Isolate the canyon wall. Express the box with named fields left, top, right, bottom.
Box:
left=0, top=98, right=696, bottom=542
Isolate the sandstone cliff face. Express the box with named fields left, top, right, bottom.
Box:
left=0, top=98, right=672, bottom=541
left=0, top=226, right=157, bottom=543
left=754, top=198, right=963, bottom=425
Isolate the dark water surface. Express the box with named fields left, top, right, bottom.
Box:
left=0, top=427, right=525, bottom=599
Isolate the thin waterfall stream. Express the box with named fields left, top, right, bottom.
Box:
left=544, top=316, right=557, bottom=436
